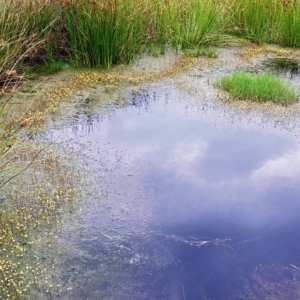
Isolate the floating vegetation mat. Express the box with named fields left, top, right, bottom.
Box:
left=4, top=54, right=194, bottom=130
left=71, top=55, right=194, bottom=87
left=240, top=45, right=300, bottom=60
left=0, top=141, right=87, bottom=299
left=171, top=46, right=300, bottom=136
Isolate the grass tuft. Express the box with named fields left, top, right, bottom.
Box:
left=183, top=47, right=218, bottom=58
left=216, top=72, right=298, bottom=104
left=32, top=60, right=69, bottom=75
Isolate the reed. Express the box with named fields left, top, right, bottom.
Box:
left=228, top=0, right=300, bottom=47
left=228, top=0, right=279, bottom=44
left=169, top=0, right=227, bottom=49
left=278, top=1, right=300, bottom=47
left=0, top=0, right=62, bottom=76
left=2, top=0, right=300, bottom=71
left=62, top=0, right=226, bottom=67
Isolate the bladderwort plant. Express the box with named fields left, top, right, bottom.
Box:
left=0, top=96, right=27, bottom=188
left=0, top=143, right=84, bottom=299
left=0, top=62, right=85, bottom=300
left=182, top=47, right=218, bottom=58
left=216, top=72, right=298, bottom=105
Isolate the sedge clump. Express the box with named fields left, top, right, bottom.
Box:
left=216, top=72, right=298, bottom=105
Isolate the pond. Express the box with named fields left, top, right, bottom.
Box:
left=26, top=46, right=300, bottom=299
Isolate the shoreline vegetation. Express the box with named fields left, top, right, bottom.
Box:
left=1, top=0, right=300, bottom=79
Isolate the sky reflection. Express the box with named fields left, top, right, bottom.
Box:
left=49, top=85, right=300, bottom=299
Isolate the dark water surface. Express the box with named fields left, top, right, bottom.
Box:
left=45, top=81, right=300, bottom=299
left=262, top=57, right=300, bottom=75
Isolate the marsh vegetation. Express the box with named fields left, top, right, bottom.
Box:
left=216, top=72, right=298, bottom=104
left=1, top=0, right=300, bottom=74
left=0, top=145, right=83, bottom=299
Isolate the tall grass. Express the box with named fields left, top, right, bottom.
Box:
left=0, top=0, right=34, bottom=75
left=0, top=0, right=62, bottom=76
left=279, top=1, right=300, bottom=47
left=22, top=1, right=63, bottom=61
left=64, top=0, right=117, bottom=68
left=228, top=0, right=300, bottom=47
left=169, top=0, right=228, bottom=49
left=2, top=0, right=300, bottom=70
left=62, top=0, right=227, bottom=67
left=228, top=0, right=279, bottom=44
left=63, top=0, right=153, bottom=68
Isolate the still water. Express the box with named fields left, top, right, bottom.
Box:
left=40, top=51, right=300, bottom=299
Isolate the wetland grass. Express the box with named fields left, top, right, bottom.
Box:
left=0, top=0, right=62, bottom=78
left=63, top=0, right=225, bottom=68
left=182, top=47, right=218, bottom=58
left=2, top=0, right=300, bottom=72
left=228, top=0, right=300, bottom=47
left=216, top=72, right=298, bottom=104
left=166, top=0, right=227, bottom=49
left=1, top=0, right=229, bottom=71
left=30, top=61, right=69, bottom=75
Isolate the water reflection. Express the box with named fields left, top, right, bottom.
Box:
left=47, top=85, right=300, bottom=299
left=131, top=89, right=155, bottom=112
left=262, top=57, right=300, bottom=75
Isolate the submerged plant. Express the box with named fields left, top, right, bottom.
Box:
left=235, top=265, right=300, bottom=300
left=0, top=144, right=84, bottom=299
left=216, top=72, right=298, bottom=104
